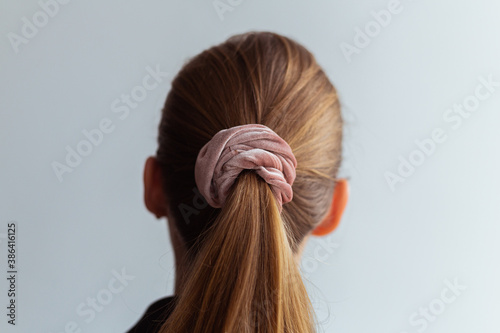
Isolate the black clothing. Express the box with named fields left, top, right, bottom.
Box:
left=126, top=296, right=176, bottom=333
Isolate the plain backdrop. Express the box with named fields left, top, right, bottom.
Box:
left=1, top=0, right=500, bottom=332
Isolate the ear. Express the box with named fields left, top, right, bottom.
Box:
left=311, top=178, right=349, bottom=236
left=143, top=156, right=168, bottom=219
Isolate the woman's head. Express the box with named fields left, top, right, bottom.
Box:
left=144, top=31, right=347, bottom=332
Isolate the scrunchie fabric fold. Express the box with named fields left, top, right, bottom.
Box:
left=194, top=124, right=297, bottom=210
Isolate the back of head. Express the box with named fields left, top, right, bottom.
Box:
left=155, top=31, right=342, bottom=332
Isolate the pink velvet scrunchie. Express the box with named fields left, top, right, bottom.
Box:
left=194, top=124, right=297, bottom=210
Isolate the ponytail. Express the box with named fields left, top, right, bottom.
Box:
left=158, top=171, right=315, bottom=332
left=155, top=31, right=343, bottom=332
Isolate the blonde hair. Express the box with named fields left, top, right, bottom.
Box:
left=155, top=31, right=343, bottom=332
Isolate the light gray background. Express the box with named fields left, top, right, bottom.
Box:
left=1, top=0, right=499, bottom=332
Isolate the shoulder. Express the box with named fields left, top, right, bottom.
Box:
left=126, top=295, right=176, bottom=333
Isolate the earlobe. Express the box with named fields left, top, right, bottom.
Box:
left=311, top=178, right=349, bottom=236
left=143, top=156, right=168, bottom=219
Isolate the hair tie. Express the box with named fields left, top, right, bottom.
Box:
left=194, top=124, right=297, bottom=210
